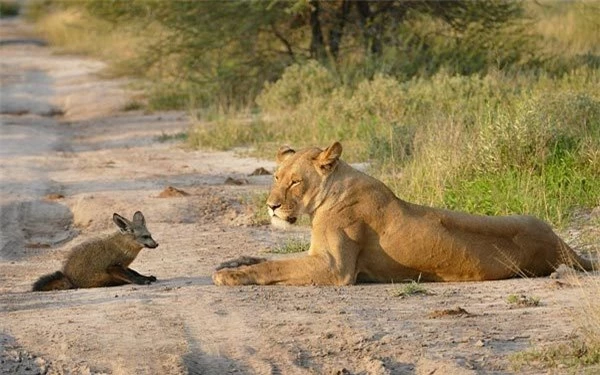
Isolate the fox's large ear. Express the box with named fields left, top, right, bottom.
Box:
left=276, top=145, right=295, bottom=165
left=132, top=211, right=146, bottom=226
left=113, top=213, right=132, bottom=233
left=316, top=141, right=342, bottom=173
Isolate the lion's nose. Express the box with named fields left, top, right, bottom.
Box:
left=267, top=203, right=281, bottom=211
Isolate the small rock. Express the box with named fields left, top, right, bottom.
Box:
left=428, top=306, right=472, bottom=318
left=157, top=186, right=190, bottom=198
left=249, top=167, right=271, bottom=176
left=225, top=177, right=249, bottom=185
left=549, top=264, right=575, bottom=279
left=44, top=193, right=65, bottom=200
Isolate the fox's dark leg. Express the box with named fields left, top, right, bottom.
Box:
left=107, top=265, right=154, bottom=285
left=127, top=267, right=157, bottom=282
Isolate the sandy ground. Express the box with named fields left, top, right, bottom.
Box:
left=1, top=17, right=600, bottom=375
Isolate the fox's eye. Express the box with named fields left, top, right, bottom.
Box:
left=142, top=235, right=151, bottom=239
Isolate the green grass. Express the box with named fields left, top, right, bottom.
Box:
left=392, top=280, right=430, bottom=298
left=0, top=1, right=19, bottom=17
left=30, top=9, right=141, bottom=62
left=506, top=294, right=541, bottom=307
left=155, top=131, right=188, bottom=143
left=441, top=160, right=600, bottom=226
left=511, top=275, right=600, bottom=372
left=239, top=192, right=270, bottom=226
left=270, top=238, right=310, bottom=254
left=188, top=117, right=274, bottom=153
left=511, top=339, right=600, bottom=373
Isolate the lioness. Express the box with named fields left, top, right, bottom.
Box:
left=213, top=142, right=596, bottom=286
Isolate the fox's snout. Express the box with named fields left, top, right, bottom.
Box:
left=144, top=239, right=159, bottom=249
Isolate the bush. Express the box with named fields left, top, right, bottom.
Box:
left=0, top=1, right=19, bottom=17
left=396, top=73, right=599, bottom=225
left=249, top=64, right=600, bottom=226
left=256, top=61, right=337, bottom=113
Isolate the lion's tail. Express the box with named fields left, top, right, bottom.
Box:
left=559, top=238, right=597, bottom=272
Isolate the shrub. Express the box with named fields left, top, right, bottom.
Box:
left=0, top=1, right=19, bottom=17
left=206, top=63, right=600, bottom=226
left=256, top=61, right=337, bottom=113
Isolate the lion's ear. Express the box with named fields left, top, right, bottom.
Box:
left=316, top=141, right=342, bottom=173
left=276, top=145, right=295, bottom=164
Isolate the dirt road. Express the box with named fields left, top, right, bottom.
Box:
left=1, top=18, right=599, bottom=375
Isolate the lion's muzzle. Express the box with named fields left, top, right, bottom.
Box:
left=269, top=207, right=297, bottom=224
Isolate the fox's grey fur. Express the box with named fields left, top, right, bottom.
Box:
left=32, top=211, right=158, bottom=291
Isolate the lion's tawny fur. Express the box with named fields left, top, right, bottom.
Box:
left=213, top=142, right=596, bottom=286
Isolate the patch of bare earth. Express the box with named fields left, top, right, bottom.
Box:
left=1, top=18, right=599, bottom=375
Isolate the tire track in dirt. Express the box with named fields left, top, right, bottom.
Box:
left=0, top=36, right=77, bottom=260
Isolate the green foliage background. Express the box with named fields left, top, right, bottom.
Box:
left=29, top=0, right=600, bottom=226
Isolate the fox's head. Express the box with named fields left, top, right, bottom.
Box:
left=113, top=211, right=159, bottom=249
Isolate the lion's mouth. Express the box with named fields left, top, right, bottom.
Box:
left=268, top=207, right=297, bottom=224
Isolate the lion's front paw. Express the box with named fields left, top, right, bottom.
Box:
left=213, top=269, right=236, bottom=286
left=212, top=269, right=255, bottom=286
left=215, top=256, right=267, bottom=271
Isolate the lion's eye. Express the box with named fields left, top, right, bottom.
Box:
left=291, top=179, right=301, bottom=186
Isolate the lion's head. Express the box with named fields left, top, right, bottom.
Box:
left=266, top=142, right=342, bottom=226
